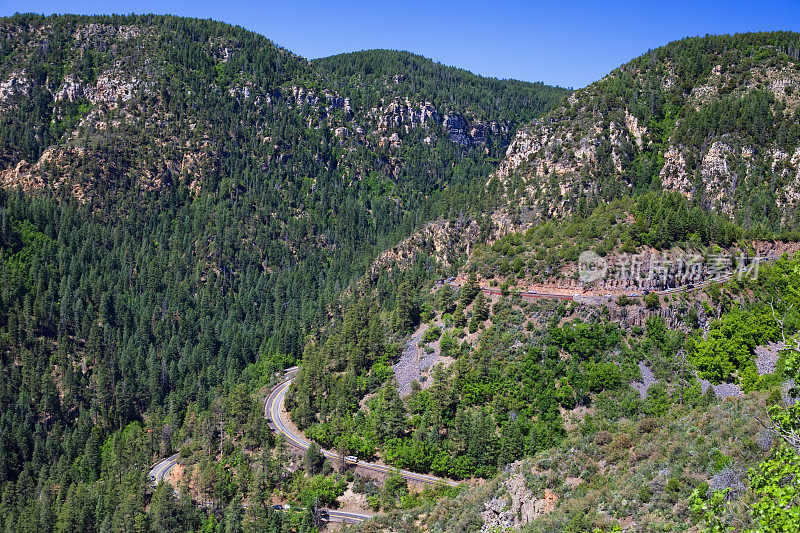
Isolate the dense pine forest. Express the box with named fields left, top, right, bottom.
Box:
left=312, top=50, right=564, bottom=124
left=0, top=12, right=569, bottom=532
left=3, top=12, right=800, bottom=533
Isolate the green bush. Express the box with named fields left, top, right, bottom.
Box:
left=644, top=292, right=660, bottom=309
left=691, top=310, right=779, bottom=383
left=422, top=325, right=441, bottom=343
left=587, top=362, right=623, bottom=392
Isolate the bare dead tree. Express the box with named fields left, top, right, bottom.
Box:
left=769, top=301, right=793, bottom=344
left=757, top=307, right=800, bottom=452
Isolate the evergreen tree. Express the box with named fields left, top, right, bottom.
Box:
left=304, top=442, right=324, bottom=475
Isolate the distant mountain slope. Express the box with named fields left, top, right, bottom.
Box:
left=0, top=13, right=567, bottom=359
left=0, top=13, right=311, bottom=197
left=0, top=14, right=569, bottom=530
left=0, top=16, right=568, bottom=203
left=313, top=50, right=569, bottom=152
left=494, top=32, right=800, bottom=231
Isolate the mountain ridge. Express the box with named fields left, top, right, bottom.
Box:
left=493, top=31, right=800, bottom=227
left=3, top=15, right=800, bottom=533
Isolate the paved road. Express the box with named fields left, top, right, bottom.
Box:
left=146, top=374, right=373, bottom=524
left=265, top=370, right=459, bottom=488
left=323, top=510, right=371, bottom=524
left=442, top=253, right=781, bottom=302
left=148, top=453, right=179, bottom=485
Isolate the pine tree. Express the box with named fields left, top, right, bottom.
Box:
left=304, top=442, right=324, bottom=475
left=460, top=273, right=480, bottom=305
left=437, top=285, right=456, bottom=315
left=396, top=280, right=419, bottom=333
left=473, top=291, right=489, bottom=322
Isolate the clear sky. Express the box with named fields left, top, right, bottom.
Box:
left=2, top=0, right=800, bottom=88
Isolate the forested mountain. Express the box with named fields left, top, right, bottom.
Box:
left=4, top=13, right=800, bottom=533
left=495, top=32, right=800, bottom=230
left=0, top=13, right=567, bottom=532
left=286, top=32, right=800, bottom=532
left=312, top=49, right=564, bottom=126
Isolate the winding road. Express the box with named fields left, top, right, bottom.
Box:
left=443, top=253, right=781, bottom=302
left=147, top=378, right=374, bottom=524
left=265, top=368, right=459, bottom=488
left=147, top=253, right=784, bottom=524
left=148, top=453, right=179, bottom=485
left=149, top=251, right=783, bottom=521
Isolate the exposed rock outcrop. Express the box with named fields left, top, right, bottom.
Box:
left=490, top=39, right=800, bottom=221
left=481, top=471, right=558, bottom=531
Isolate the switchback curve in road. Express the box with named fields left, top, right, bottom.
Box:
left=147, top=424, right=372, bottom=522
left=265, top=370, right=459, bottom=488
left=148, top=453, right=179, bottom=486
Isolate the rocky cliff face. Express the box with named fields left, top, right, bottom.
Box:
left=0, top=18, right=239, bottom=197
left=283, top=86, right=509, bottom=151
left=0, top=17, right=563, bottom=205
left=480, top=470, right=559, bottom=532
left=311, top=49, right=568, bottom=159
left=366, top=207, right=540, bottom=281
left=492, top=33, right=800, bottom=226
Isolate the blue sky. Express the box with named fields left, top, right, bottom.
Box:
left=2, top=0, right=800, bottom=88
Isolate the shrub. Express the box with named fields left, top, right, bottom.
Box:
left=611, top=433, right=633, bottom=452
left=587, top=362, right=623, bottom=392
left=644, top=383, right=671, bottom=417
left=644, top=292, right=660, bottom=309
left=300, top=474, right=347, bottom=506
left=556, top=383, right=577, bottom=409
left=691, top=310, right=778, bottom=384
left=367, top=495, right=380, bottom=511
left=636, top=418, right=661, bottom=434
left=594, top=430, right=613, bottom=446
left=422, top=325, right=441, bottom=343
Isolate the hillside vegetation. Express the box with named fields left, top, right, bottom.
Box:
left=496, top=32, right=800, bottom=231
left=288, top=32, right=800, bottom=532
left=312, top=50, right=565, bottom=124
left=0, top=13, right=566, bottom=533
left=3, top=15, right=800, bottom=533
